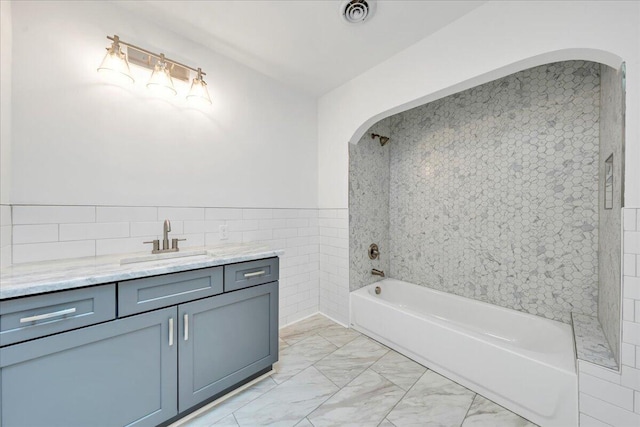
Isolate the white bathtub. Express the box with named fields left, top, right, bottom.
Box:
left=350, top=279, right=578, bottom=427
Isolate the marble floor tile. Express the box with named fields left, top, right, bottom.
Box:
left=316, top=324, right=361, bottom=347
left=280, top=338, right=290, bottom=350
left=273, top=334, right=338, bottom=384
left=210, top=414, right=239, bottom=426
left=233, top=366, right=339, bottom=427
left=386, top=371, right=476, bottom=427
left=370, top=350, right=427, bottom=391
left=180, top=377, right=277, bottom=427
left=308, top=369, right=405, bottom=427
left=179, top=316, right=535, bottom=427
left=314, top=336, right=389, bottom=387
left=461, top=395, right=537, bottom=427
left=280, top=314, right=337, bottom=345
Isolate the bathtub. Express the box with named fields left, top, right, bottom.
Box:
left=350, top=279, right=577, bottom=427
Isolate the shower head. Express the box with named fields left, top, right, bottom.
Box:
left=371, top=133, right=390, bottom=147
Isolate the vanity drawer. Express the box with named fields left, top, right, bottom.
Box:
left=118, top=266, right=223, bottom=317
left=0, top=284, right=116, bottom=347
left=224, top=258, right=279, bottom=292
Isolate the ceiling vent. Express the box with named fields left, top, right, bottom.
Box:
left=340, top=0, right=376, bottom=24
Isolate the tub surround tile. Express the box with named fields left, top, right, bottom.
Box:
left=349, top=61, right=600, bottom=323
left=387, top=370, right=476, bottom=427
left=378, top=420, right=396, bottom=427
left=461, top=395, right=536, bottom=427
left=294, top=419, right=314, bottom=427
left=573, top=312, right=618, bottom=370
left=272, top=334, right=338, bottom=384
left=370, top=350, right=427, bottom=391
left=314, top=335, right=389, bottom=388
left=233, top=366, right=338, bottom=427
left=0, top=243, right=284, bottom=299
left=307, top=369, right=405, bottom=427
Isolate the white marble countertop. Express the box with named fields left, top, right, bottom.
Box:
left=0, top=243, right=283, bottom=300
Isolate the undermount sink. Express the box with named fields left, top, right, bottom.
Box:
left=120, top=250, right=208, bottom=265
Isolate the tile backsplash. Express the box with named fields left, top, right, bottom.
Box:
left=4, top=205, right=320, bottom=326
left=0, top=205, right=11, bottom=268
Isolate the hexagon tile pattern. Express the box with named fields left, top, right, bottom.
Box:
left=356, top=61, right=600, bottom=323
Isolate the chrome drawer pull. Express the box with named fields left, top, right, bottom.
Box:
left=244, top=270, right=266, bottom=278
left=20, top=307, right=77, bottom=323
left=169, top=317, right=174, bottom=346
left=184, top=314, right=189, bottom=341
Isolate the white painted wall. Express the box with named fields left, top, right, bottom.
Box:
left=9, top=1, right=318, bottom=208
left=318, top=0, right=640, bottom=208
left=1, top=0, right=12, bottom=205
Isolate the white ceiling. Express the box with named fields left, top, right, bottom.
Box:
left=117, top=1, right=485, bottom=96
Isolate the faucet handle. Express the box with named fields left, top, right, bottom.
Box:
left=144, top=240, right=160, bottom=253
left=171, top=238, right=186, bottom=251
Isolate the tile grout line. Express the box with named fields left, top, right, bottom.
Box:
left=459, top=393, right=479, bottom=426
left=377, top=368, right=431, bottom=425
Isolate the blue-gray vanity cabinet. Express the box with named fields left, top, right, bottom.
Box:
left=0, top=306, right=178, bottom=427
left=178, top=281, right=279, bottom=411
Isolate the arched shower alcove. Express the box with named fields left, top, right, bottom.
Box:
left=348, top=57, right=625, bottom=367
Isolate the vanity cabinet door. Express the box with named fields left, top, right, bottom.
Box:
left=0, top=306, right=178, bottom=427
left=178, top=281, right=278, bottom=411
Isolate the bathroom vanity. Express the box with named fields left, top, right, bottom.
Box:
left=0, top=245, right=280, bottom=427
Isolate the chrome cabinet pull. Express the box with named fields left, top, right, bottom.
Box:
left=169, top=317, right=174, bottom=346
left=184, top=314, right=189, bottom=341
left=244, top=270, right=266, bottom=278
left=20, top=307, right=77, bottom=323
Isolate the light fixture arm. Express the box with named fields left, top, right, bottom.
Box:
left=106, top=35, right=206, bottom=76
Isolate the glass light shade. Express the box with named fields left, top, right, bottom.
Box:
left=97, top=46, right=134, bottom=84
left=187, top=77, right=212, bottom=105
left=147, top=61, right=176, bottom=96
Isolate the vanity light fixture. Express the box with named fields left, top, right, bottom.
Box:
left=98, top=35, right=211, bottom=104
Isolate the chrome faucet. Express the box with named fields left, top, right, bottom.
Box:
left=144, top=219, right=186, bottom=254
left=371, top=269, right=385, bottom=278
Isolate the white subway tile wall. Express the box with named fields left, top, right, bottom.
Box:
left=7, top=205, right=319, bottom=326
left=577, top=207, right=640, bottom=426
left=318, top=208, right=349, bottom=325
left=0, top=205, right=12, bottom=267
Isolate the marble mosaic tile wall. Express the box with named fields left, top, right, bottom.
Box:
left=5, top=205, right=320, bottom=326
left=349, top=118, right=391, bottom=291
left=598, top=64, right=624, bottom=364
left=385, top=61, right=600, bottom=323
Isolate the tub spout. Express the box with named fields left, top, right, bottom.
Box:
left=371, top=269, right=385, bottom=277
